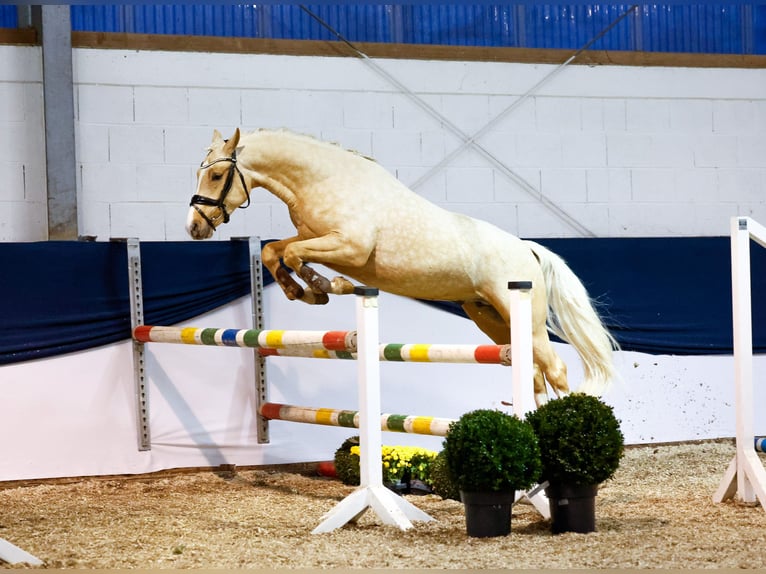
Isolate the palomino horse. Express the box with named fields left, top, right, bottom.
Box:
left=186, top=128, right=618, bottom=405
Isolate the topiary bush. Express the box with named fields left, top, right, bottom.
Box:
left=333, top=435, right=361, bottom=486
left=442, top=409, right=541, bottom=493
left=525, top=393, right=624, bottom=486
left=429, top=450, right=460, bottom=501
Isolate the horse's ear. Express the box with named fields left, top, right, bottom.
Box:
left=212, top=129, right=224, bottom=145
left=223, top=128, right=240, bottom=156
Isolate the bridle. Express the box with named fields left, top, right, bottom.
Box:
left=190, top=146, right=250, bottom=229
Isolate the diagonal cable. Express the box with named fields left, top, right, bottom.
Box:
left=412, top=5, right=639, bottom=191
left=300, top=5, right=637, bottom=237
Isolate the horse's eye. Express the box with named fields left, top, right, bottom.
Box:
left=211, top=173, right=223, bottom=181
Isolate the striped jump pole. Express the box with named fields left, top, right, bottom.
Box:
left=133, top=325, right=356, bottom=352
left=260, top=343, right=511, bottom=364
left=260, top=402, right=456, bottom=437
left=134, top=325, right=512, bottom=365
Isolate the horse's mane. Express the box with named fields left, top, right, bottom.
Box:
left=245, top=128, right=377, bottom=163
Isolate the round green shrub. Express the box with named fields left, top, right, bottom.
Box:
left=442, top=409, right=541, bottom=492
left=429, top=450, right=460, bottom=501
left=333, top=435, right=360, bottom=486
left=525, top=393, right=624, bottom=486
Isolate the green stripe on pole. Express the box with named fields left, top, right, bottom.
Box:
left=385, top=414, right=408, bottom=432
left=337, top=410, right=357, bottom=428
left=382, top=344, right=405, bottom=361
left=242, top=329, right=261, bottom=347
left=200, top=328, right=218, bottom=345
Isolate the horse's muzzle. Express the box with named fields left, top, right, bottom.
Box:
left=185, top=208, right=215, bottom=240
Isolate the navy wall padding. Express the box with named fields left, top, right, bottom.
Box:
left=533, top=237, right=762, bottom=356
left=1, top=237, right=764, bottom=365
left=0, top=240, right=261, bottom=365
left=409, top=236, right=765, bottom=356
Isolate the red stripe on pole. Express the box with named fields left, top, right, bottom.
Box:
left=258, top=348, right=279, bottom=357
left=133, top=325, right=153, bottom=342
left=474, top=345, right=502, bottom=363
left=322, top=331, right=351, bottom=351
left=260, top=402, right=284, bottom=420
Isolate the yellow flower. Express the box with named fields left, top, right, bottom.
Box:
left=343, top=440, right=438, bottom=484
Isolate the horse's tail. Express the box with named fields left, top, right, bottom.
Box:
left=524, top=240, right=620, bottom=396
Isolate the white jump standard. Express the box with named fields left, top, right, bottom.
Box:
left=310, top=287, right=434, bottom=533
left=714, top=217, right=766, bottom=511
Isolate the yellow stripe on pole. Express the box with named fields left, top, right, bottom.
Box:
left=180, top=327, right=198, bottom=344
left=264, top=330, right=284, bottom=348
left=313, top=349, right=331, bottom=359
left=408, top=344, right=431, bottom=362
left=315, top=408, right=335, bottom=425
left=411, top=416, right=434, bottom=435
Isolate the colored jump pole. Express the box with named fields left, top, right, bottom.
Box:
left=260, top=402, right=456, bottom=436
left=312, top=287, right=434, bottom=534
left=133, top=326, right=512, bottom=365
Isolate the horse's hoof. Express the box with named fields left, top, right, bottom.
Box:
left=331, top=277, right=356, bottom=295
left=285, top=285, right=304, bottom=301
left=299, top=264, right=332, bottom=293
left=305, top=292, right=329, bottom=305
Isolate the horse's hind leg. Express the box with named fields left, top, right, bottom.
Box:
left=462, top=301, right=550, bottom=405
left=532, top=333, right=570, bottom=404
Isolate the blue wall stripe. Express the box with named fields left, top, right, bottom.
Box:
left=0, top=5, right=763, bottom=55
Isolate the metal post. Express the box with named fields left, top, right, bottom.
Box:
left=127, top=238, right=151, bottom=451
left=38, top=5, right=78, bottom=240
left=248, top=237, right=270, bottom=444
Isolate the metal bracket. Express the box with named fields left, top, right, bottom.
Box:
left=126, top=238, right=151, bottom=451
left=739, top=217, right=749, bottom=231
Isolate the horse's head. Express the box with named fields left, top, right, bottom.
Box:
left=186, top=128, right=251, bottom=239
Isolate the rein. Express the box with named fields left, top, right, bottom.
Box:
left=190, top=147, right=250, bottom=228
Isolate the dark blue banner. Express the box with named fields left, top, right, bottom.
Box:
left=1, top=236, right=764, bottom=365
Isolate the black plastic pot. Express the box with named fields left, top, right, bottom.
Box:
left=545, top=483, right=598, bottom=534
left=460, top=490, right=516, bottom=537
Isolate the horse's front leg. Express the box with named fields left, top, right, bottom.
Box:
left=261, top=237, right=329, bottom=305
left=283, top=233, right=370, bottom=296
left=298, top=264, right=355, bottom=296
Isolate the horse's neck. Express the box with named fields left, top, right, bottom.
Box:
left=239, top=131, right=325, bottom=204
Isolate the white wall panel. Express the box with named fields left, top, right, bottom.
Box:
left=77, top=84, right=134, bottom=124
left=134, top=86, right=189, bottom=125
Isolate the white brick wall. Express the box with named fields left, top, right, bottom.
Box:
left=1, top=44, right=765, bottom=241
left=0, top=46, right=46, bottom=241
